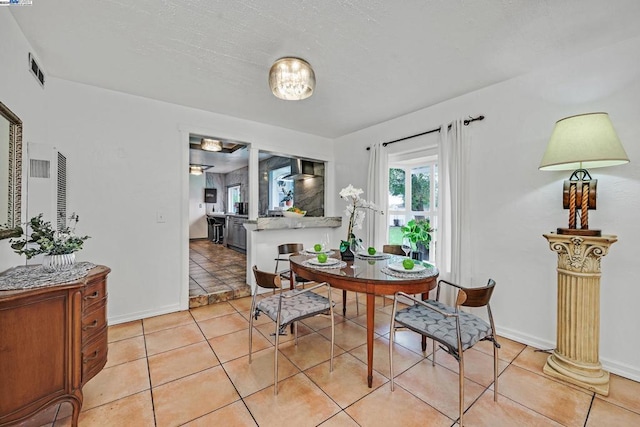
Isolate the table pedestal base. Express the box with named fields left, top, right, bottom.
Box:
left=544, top=351, right=609, bottom=395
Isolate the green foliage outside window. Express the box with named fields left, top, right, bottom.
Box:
left=389, top=168, right=430, bottom=211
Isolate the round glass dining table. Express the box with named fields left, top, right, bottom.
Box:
left=289, top=252, right=439, bottom=388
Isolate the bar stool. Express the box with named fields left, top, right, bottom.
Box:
left=207, top=217, right=224, bottom=244
left=213, top=218, right=224, bottom=244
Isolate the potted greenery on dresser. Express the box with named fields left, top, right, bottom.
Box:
left=401, top=218, right=434, bottom=261
left=10, top=213, right=90, bottom=271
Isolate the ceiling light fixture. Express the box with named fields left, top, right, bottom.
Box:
left=189, top=165, right=203, bottom=175
left=201, top=138, right=222, bottom=152
left=269, top=57, right=315, bottom=101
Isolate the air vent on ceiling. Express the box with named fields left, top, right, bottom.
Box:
left=28, top=52, right=45, bottom=87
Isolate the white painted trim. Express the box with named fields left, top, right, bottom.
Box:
left=179, top=128, right=191, bottom=311
left=107, top=303, right=182, bottom=326
left=497, top=325, right=640, bottom=382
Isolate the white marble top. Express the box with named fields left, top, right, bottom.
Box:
left=246, top=216, right=342, bottom=231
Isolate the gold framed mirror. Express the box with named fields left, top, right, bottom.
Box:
left=0, top=101, right=23, bottom=240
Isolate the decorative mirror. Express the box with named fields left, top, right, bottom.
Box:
left=0, top=101, right=22, bottom=240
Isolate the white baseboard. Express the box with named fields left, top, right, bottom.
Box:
left=497, top=325, right=640, bottom=382
left=107, top=303, right=183, bottom=326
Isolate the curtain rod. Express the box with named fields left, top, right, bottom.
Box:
left=365, top=115, right=485, bottom=151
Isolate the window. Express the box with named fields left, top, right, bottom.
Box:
left=269, top=166, right=293, bottom=210
left=227, top=185, right=241, bottom=213
left=387, top=153, right=437, bottom=261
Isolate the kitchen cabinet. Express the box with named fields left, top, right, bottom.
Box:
left=0, top=265, right=110, bottom=427
left=225, top=215, right=247, bottom=252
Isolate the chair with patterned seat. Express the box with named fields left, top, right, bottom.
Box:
left=389, top=278, right=500, bottom=426
left=274, top=243, right=310, bottom=286
left=249, top=266, right=335, bottom=394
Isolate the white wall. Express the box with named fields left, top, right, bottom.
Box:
left=1, top=9, right=335, bottom=325
left=189, top=173, right=207, bottom=239
left=333, top=36, right=640, bottom=381
left=0, top=10, right=50, bottom=271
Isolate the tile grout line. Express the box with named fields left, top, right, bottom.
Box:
left=141, top=319, right=159, bottom=427
left=188, top=306, right=262, bottom=427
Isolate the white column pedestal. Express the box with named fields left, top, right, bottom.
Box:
left=543, top=233, right=617, bottom=396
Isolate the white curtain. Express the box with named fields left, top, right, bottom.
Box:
left=437, top=119, right=471, bottom=303
left=366, top=142, right=388, bottom=248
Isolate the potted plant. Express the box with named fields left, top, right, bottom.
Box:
left=338, top=184, right=382, bottom=260
left=281, top=190, right=293, bottom=207
left=400, top=218, right=433, bottom=261
left=10, top=213, right=90, bottom=271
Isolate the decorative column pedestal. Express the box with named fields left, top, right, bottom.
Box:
left=543, top=233, right=617, bottom=396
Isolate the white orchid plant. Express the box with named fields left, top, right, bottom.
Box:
left=339, top=184, right=383, bottom=253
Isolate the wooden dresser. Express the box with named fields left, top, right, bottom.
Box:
left=0, top=265, right=110, bottom=427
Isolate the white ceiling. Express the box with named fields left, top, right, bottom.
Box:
left=10, top=0, right=640, bottom=138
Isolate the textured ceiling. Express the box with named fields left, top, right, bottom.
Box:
left=10, top=0, right=640, bottom=138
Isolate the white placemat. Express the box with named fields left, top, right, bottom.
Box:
left=300, top=249, right=336, bottom=256
left=355, top=252, right=391, bottom=260
left=302, top=259, right=347, bottom=270
left=0, top=262, right=97, bottom=291
left=381, top=265, right=437, bottom=279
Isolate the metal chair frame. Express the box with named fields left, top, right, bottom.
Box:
left=249, top=266, right=335, bottom=394
left=389, top=278, right=500, bottom=426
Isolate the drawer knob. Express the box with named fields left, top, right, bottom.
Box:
left=83, top=350, right=99, bottom=363
left=82, top=319, right=99, bottom=330
left=84, top=291, right=100, bottom=300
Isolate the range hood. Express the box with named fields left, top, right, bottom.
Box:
left=282, top=159, right=320, bottom=180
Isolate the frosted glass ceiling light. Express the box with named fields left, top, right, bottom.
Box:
left=201, top=138, right=222, bottom=152
left=269, top=57, right=315, bottom=100
left=189, top=165, right=203, bottom=175
left=539, top=112, right=629, bottom=236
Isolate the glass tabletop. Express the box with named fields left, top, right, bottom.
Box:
left=290, top=253, right=438, bottom=282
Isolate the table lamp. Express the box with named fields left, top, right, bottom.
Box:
left=539, top=112, right=629, bottom=236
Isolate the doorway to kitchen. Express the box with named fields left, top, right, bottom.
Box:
left=187, top=133, right=251, bottom=307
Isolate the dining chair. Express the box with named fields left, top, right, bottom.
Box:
left=389, top=278, right=500, bottom=426
left=249, top=266, right=335, bottom=394
left=382, top=244, right=405, bottom=256
left=380, top=245, right=406, bottom=306
left=275, top=243, right=310, bottom=287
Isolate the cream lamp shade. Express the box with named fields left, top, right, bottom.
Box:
left=539, top=112, right=629, bottom=171
left=201, top=138, right=222, bottom=152
left=189, top=165, right=203, bottom=175
left=269, top=57, right=315, bottom=101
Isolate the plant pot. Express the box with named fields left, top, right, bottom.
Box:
left=414, top=242, right=430, bottom=261
left=340, top=247, right=354, bottom=261
left=42, top=253, right=76, bottom=272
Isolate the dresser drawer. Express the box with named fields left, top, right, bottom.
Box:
left=82, top=330, right=108, bottom=384
left=83, top=277, right=107, bottom=312
left=82, top=300, right=107, bottom=344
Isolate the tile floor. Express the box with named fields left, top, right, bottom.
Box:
left=188, top=239, right=251, bottom=308
left=16, top=292, right=640, bottom=427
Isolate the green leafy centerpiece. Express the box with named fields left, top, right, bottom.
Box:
left=10, top=213, right=90, bottom=271
left=400, top=218, right=434, bottom=261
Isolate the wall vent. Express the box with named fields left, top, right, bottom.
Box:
left=57, top=152, right=67, bottom=229
left=28, top=52, right=45, bottom=87
left=29, top=159, right=50, bottom=178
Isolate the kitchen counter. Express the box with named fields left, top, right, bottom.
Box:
left=246, top=216, right=341, bottom=231
left=243, top=217, right=343, bottom=290
left=207, top=213, right=248, bottom=218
